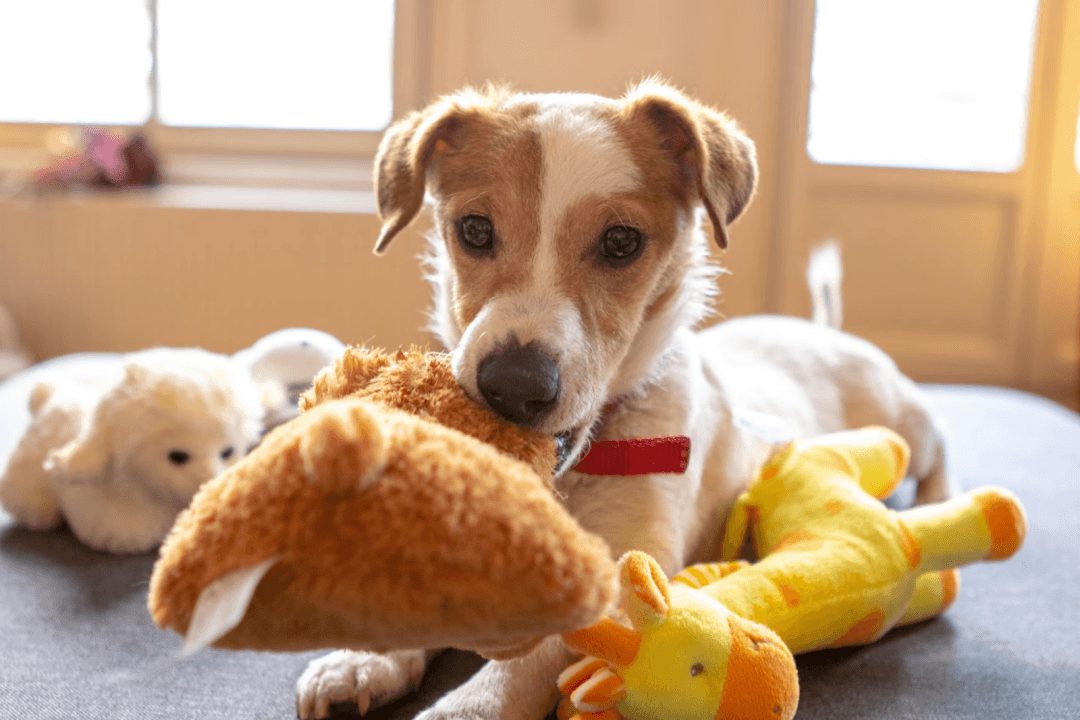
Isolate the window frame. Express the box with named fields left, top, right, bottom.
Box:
left=0, top=0, right=428, bottom=191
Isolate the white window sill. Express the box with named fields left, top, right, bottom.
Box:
left=1, top=183, right=377, bottom=215
left=0, top=150, right=378, bottom=215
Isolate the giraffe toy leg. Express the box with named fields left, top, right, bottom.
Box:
left=896, top=486, right=1026, bottom=574
left=801, top=426, right=911, bottom=500
left=896, top=569, right=961, bottom=627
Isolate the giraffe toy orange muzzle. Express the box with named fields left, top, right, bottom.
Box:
left=714, top=615, right=799, bottom=720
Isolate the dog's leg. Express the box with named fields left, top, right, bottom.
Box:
left=414, top=636, right=572, bottom=720
left=909, top=421, right=960, bottom=506
left=296, top=649, right=434, bottom=719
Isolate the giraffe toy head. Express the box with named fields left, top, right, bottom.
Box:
left=559, top=551, right=799, bottom=720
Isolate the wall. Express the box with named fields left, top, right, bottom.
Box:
left=0, top=0, right=1076, bottom=408
left=0, top=189, right=435, bottom=357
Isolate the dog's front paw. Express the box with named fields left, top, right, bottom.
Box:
left=296, top=649, right=427, bottom=719
left=413, top=682, right=546, bottom=720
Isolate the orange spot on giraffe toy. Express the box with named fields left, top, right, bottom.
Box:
left=559, top=426, right=1027, bottom=720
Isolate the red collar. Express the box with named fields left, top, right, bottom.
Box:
left=572, top=435, right=691, bottom=475
left=570, top=396, right=691, bottom=476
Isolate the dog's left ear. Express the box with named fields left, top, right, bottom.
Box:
left=373, top=89, right=492, bottom=255
left=623, top=81, right=758, bottom=249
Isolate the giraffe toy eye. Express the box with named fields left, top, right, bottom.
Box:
left=690, top=663, right=704, bottom=676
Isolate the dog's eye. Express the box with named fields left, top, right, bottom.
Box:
left=456, top=214, right=495, bottom=256
left=220, top=446, right=234, bottom=460
left=168, top=450, right=191, bottom=466
left=598, top=225, right=644, bottom=266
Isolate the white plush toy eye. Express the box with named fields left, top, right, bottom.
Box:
left=220, top=446, right=234, bottom=460
left=168, top=450, right=191, bottom=466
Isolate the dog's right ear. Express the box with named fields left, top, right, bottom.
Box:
left=373, top=98, right=476, bottom=255
left=623, top=79, right=758, bottom=250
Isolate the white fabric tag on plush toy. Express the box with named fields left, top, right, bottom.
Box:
left=732, top=408, right=797, bottom=447
left=181, top=556, right=280, bottom=657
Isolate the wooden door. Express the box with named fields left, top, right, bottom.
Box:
left=773, top=0, right=1079, bottom=405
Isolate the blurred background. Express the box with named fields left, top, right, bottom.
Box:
left=0, top=0, right=1077, bottom=409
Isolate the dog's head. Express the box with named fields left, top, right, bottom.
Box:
left=373, top=79, right=757, bottom=471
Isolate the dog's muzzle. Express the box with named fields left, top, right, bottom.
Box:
left=477, top=344, right=560, bottom=427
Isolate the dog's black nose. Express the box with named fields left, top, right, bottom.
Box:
left=477, top=344, right=560, bottom=426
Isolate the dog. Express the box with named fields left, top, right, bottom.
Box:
left=296, top=79, right=957, bottom=719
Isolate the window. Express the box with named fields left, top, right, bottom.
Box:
left=0, top=1, right=152, bottom=125
left=806, top=0, right=1041, bottom=173
left=157, top=0, right=393, bottom=131
left=0, top=0, right=395, bottom=133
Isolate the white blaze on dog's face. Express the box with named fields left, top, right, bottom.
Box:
left=373, top=80, right=757, bottom=471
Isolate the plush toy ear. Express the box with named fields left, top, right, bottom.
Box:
left=622, top=79, right=758, bottom=249
left=46, top=362, right=150, bottom=485
left=620, top=551, right=671, bottom=631
left=44, top=425, right=111, bottom=486
left=373, top=90, right=492, bottom=254
left=562, top=617, right=642, bottom=670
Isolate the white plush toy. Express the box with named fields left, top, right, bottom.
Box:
left=0, top=328, right=346, bottom=553
left=0, top=347, right=266, bottom=553
left=232, top=327, right=346, bottom=430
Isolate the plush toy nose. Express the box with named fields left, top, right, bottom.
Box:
left=715, top=615, right=799, bottom=720
left=477, top=344, right=560, bottom=427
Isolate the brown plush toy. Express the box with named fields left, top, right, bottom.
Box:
left=147, top=348, right=617, bottom=660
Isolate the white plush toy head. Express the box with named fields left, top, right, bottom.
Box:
left=46, top=348, right=265, bottom=512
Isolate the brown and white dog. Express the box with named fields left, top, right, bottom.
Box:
left=296, top=79, right=956, bottom=719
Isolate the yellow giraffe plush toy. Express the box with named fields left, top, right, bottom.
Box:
left=558, top=426, right=1027, bottom=720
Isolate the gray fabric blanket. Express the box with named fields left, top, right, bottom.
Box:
left=1, top=365, right=1077, bottom=718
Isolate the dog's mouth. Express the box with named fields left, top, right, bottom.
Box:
left=553, top=420, right=600, bottom=476
left=555, top=431, right=576, bottom=470
left=552, top=395, right=626, bottom=475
